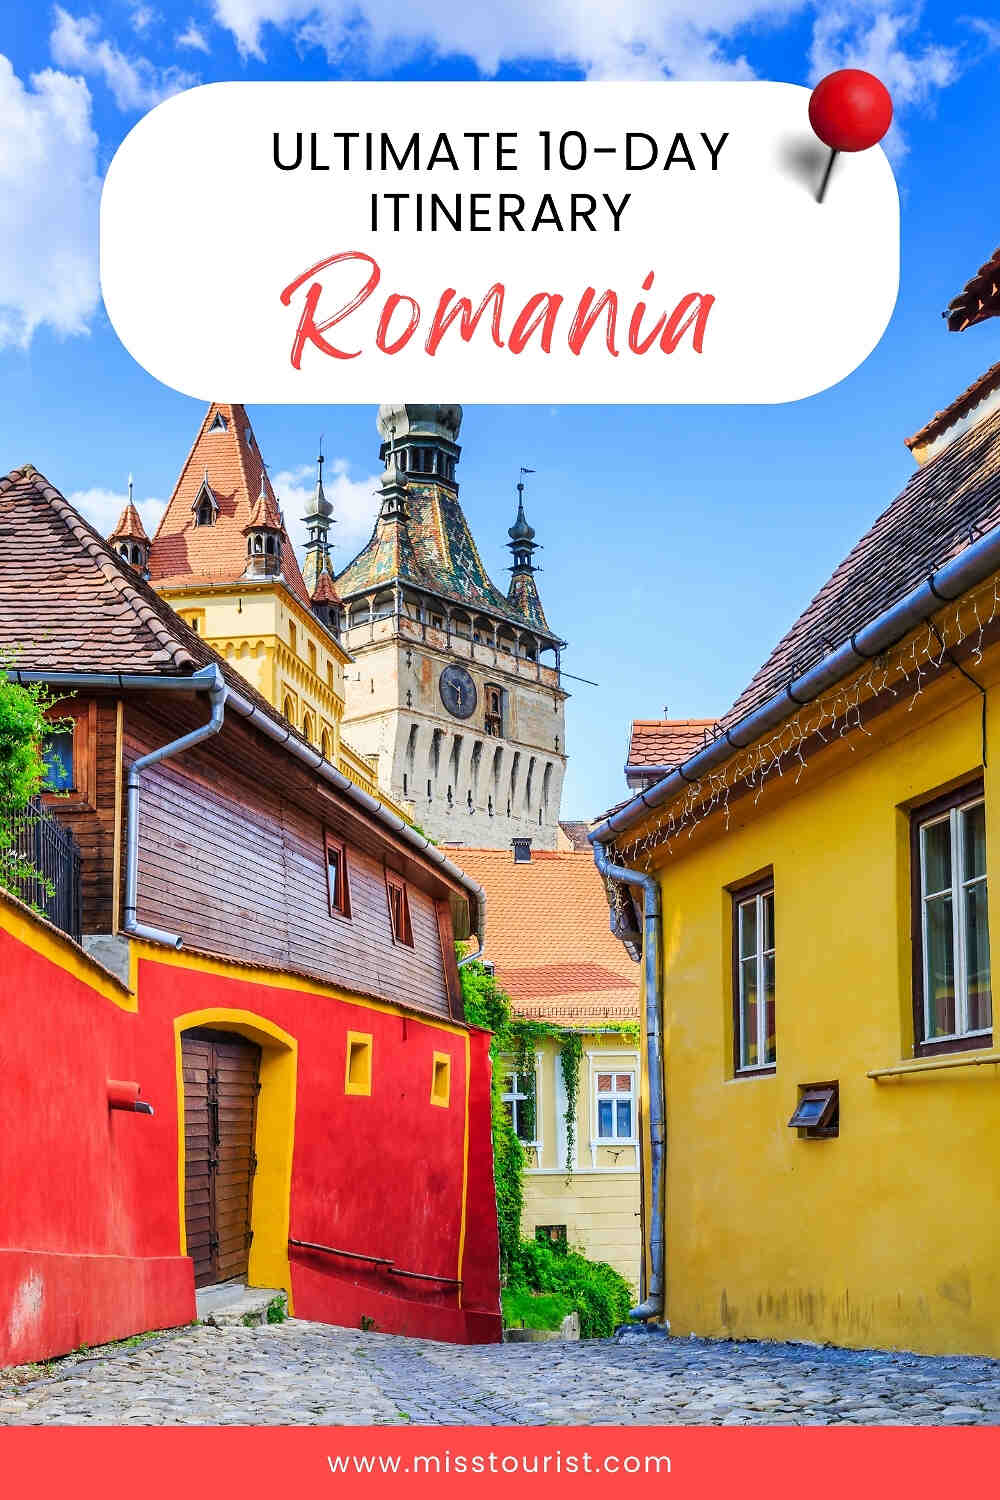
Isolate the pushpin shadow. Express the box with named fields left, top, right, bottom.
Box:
left=776, top=135, right=829, bottom=197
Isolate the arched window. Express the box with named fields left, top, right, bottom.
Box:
left=321, top=728, right=332, bottom=761
left=283, top=695, right=295, bottom=724
left=302, top=712, right=315, bottom=745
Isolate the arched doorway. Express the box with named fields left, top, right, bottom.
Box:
left=182, top=1028, right=261, bottom=1286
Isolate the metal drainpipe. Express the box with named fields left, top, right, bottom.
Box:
left=591, top=838, right=666, bottom=1326
left=123, top=666, right=228, bottom=948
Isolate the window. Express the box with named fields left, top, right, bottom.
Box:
left=195, top=499, right=215, bottom=527
left=386, top=871, right=413, bottom=946
left=345, top=1033, right=372, bottom=1096
left=430, top=1052, right=452, bottom=1108
left=788, top=1082, right=839, bottom=1139
left=42, top=727, right=75, bottom=793
left=502, top=1071, right=536, bottom=1142
left=912, top=782, right=992, bottom=1054
left=325, top=833, right=350, bottom=917
left=733, top=877, right=776, bottom=1073
left=595, top=1071, right=635, bottom=1140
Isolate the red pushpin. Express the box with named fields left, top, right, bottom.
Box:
left=808, top=69, right=893, bottom=202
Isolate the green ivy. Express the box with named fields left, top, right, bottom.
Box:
left=558, top=1031, right=583, bottom=1178
left=0, top=663, right=66, bottom=914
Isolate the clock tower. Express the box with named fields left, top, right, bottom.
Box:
left=335, top=404, right=568, bottom=850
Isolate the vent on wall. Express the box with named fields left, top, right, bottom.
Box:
left=512, top=837, right=532, bottom=864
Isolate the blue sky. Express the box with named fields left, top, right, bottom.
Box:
left=1, top=1, right=999, bottom=817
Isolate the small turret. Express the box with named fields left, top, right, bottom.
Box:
left=242, top=471, right=285, bottom=578
left=302, top=443, right=336, bottom=595
left=506, top=470, right=548, bottom=630
left=109, top=476, right=151, bottom=577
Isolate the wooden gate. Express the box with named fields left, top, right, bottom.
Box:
left=182, top=1029, right=261, bottom=1287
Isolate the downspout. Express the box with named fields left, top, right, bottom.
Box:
left=591, top=838, right=665, bottom=1325
left=123, top=666, right=228, bottom=947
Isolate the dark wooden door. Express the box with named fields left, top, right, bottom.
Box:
left=182, top=1029, right=261, bottom=1287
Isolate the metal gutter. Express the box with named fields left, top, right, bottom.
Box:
left=591, top=840, right=665, bottom=1325
left=10, top=666, right=486, bottom=955
left=591, top=522, right=1000, bottom=847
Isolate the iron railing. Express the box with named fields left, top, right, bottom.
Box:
left=7, top=798, right=82, bottom=942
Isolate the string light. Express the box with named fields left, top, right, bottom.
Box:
left=605, top=574, right=1000, bottom=886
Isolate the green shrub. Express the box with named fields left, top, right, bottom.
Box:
left=507, top=1237, right=633, bottom=1339
left=501, top=1288, right=573, bottom=1331
left=0, top=668, right=65, bottom=912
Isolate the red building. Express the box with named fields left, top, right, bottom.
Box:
left=0, top=464, right=501, bottom=1365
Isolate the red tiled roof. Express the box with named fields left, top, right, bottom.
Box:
left=243, top=479, right=285, bottom=535
left=627, top=718, right=717, bottom=768
left=148, top=402, right=309, bottom=607
left=451, top=847, right=638, bottom=1023
left=725, top=405, right=1000, bottom=726
left=109, top=500, right=150, bottom=545
left=944, top=247, right=1000, bottom=333
left=558, top=819, right=591, bottom=851
left=311, top=568, right=340, bottom=603
left=905, top=361, right=1000, bottom=453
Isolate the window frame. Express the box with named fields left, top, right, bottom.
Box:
left=731, top=873, right=776, bottom=1077
left=910, top=778, right=992, bottom=1056
left=385, top=869, right=414, bottom=947
left=593, top=1067, right=637, bottom=1144
left=501, top=1063, right=540, bottom=1148
left=41, top=701, right=96, bottom=811
left=324, top=832, right=351, bottom=919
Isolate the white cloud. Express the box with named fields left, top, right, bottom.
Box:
left=130, top=3, right=161, bottom=36
left=0, top=58, right=100, bottom=349
left=176, top=20, right=212, bottom=52
left=271, top=460, right=382, bottom=566
left=50, top=8, right=198, bottom=111
left=70, top=485, right=167, bottom=540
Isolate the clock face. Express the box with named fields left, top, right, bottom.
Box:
left=439, top=664, right=477, bottom=720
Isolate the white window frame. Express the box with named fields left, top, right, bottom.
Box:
left=592, top=1067, right=637, bottom=1145
left=501, top=1056, right=541, bottom=1152
left=919, top=794, right=991, bottom=1044
left=735, top=885, right=775, bottom=1073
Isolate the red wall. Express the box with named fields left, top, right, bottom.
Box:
left=0, top=918, right=501, bottom=1366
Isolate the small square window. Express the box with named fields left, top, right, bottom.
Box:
left=345, top=1033, right=372, bottom=1096
left=788, top=1082, right=838, bottom=1138
left=430, top=1052, right=451, bottom=1108
left=386, top=872, right=413, bottom=946
left=42, top=728, right=75, bottom=792
left=325, top=833, right=351, bottom=917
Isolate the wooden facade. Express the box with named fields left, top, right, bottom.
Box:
left=46, top=689, right=466, bottom=1023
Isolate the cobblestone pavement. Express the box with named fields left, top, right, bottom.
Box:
left=3, top=1321, right=1000, bottom=1426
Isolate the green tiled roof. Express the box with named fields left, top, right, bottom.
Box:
left=336, top=478, right=555, bottom=637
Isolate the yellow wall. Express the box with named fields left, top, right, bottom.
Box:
left=513, top=1033, right=641, bottom=1288
left=642, top=652, right=1000, bottom=1356
left=164, top=582, right=346, bottom=755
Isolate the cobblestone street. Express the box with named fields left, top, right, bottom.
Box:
left=3, top=1322, right=1000, bottom=1426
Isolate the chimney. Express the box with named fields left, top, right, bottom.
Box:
left=512, top=837, right=532, bottom=864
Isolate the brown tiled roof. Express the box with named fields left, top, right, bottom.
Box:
left=452, top=847, right=638, bottom=1024
left=243, top=480, right=285, bottom=535
left=945, top=247, right=1000, bottom=332
left=627, top=718, right=717, bottom=768
left=109, top=500, right=150, bottom=545
left=0, top=466, right=310, bottom=740
left=148, top=402, right=309, bottom=607
left=558, top=819, right=591, bottom=851
left=905, top=361, right=1000, bottom=453
left=725, top=405, right=1000, bottom=726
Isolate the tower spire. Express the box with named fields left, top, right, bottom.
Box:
left=506, top=468, right=548, bottom=629
left=301, top=435, right=336, bottom=597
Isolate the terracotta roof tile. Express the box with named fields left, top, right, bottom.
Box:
left=558, top=819, right=591, bottom=851
left=905, top=361, right=1000, bottom=453
left=627, top=718, right=717, bottom=768
left=724, top=405, right=1000, bottom=727
left=944, top=246, right=1000, bottom=332
left=109, top=500, right=151, bottom=545
left=148, top=402, right=309, bottom=607
left=311, top=568, right=339, bottom=604
left=452, top=847, right=638, bottom=1023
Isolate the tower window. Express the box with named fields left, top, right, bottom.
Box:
left=485, top=684, right=504, bottom=738
left=196, top=499, right=215, bottom=527
left=208, top=411, right=228, bottom=432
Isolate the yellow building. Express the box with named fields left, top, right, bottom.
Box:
left=592, top=262, right=1000, bottom=1356
left=456, top=844, right=641, bottom=1285
left=110, top=402, right=401, bottom=812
